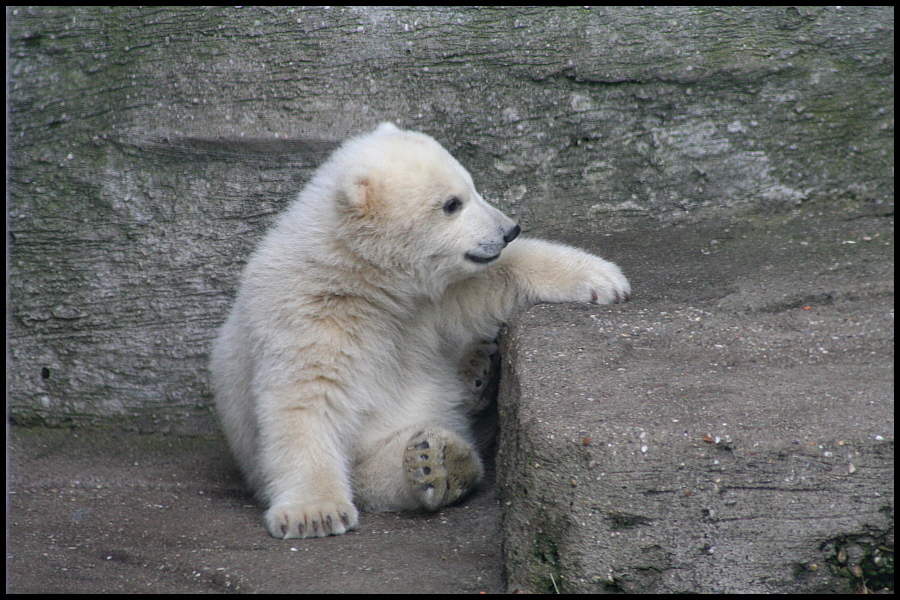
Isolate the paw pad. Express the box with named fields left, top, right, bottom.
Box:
left=403, top=427, right=483, bottom=511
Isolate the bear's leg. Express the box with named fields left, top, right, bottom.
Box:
left=404, top=426, right=484, bottom=511
left=260, top=408, right=359, bottom=539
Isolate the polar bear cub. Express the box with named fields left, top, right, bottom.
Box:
left=210, top=122, right=630, bottom=539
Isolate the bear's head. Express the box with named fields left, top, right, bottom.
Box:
left=332, top=123, right=519, bottom=286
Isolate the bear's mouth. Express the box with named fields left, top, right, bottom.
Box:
left=465, top=251, right=501, bottom=264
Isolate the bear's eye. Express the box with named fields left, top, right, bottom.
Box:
left=442, top=196, right=463, bottom=215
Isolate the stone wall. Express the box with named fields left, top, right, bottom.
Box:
left=7, top=6, right=893, bottom=427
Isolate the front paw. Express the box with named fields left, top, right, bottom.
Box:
left=265, top=500, right=359, bottom=539
left=582, top=256, right=631, bottom=304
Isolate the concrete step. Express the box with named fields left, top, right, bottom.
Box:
left=497, top=217, right=894, bottom=593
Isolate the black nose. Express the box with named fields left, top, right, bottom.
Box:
left=504, top=224, right=521, bottom=244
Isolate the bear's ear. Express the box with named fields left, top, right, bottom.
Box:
left=374, top=122, right=399, bottom=135
left=342, top=173, right=378, bottom=217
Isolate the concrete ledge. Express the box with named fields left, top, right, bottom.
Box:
left=497, top=217, right=893, bottom=593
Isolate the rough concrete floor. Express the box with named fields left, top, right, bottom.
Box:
left=7, top=208, right=893, bottom=593
left=6, top=426, right=503, bottom=593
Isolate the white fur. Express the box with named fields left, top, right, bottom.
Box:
left=210, top=122, right=630, bottom=539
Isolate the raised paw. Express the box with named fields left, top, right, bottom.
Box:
left=404, top=427, right=484, bottom=511
left=582, top=255, right=631, bottom=305
left=265, top=500, right=359, bottom=539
